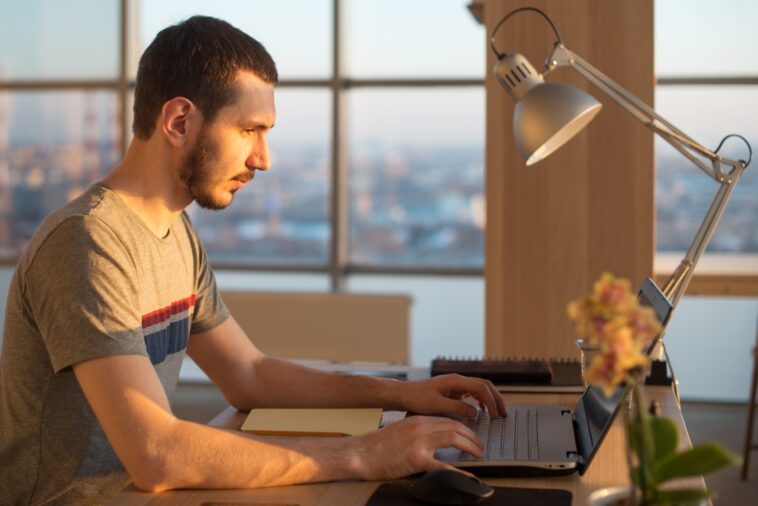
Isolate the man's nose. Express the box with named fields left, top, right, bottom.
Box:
left=247, top=138, right=271, bottom=171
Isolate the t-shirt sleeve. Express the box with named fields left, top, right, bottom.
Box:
left=24, top=216, right=147, bottom=373
left=188, top=223, right=229, bottom=335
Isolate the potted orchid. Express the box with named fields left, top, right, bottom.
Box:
left=567, top=273, right=738, bottom=505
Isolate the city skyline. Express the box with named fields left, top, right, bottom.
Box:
left=0, top=130, right=755, bottom=264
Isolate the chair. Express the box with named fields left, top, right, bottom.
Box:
left=220, top=291, right=412, bottom=365
left=742, top=310, right=758, bottom=480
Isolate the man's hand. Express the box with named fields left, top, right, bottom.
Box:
left=352, top=415, right=484, bottom=480
left=394, top=374, right=507, bottom=418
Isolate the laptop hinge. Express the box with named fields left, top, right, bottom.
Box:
left=571, top=414, right=587, bottom=466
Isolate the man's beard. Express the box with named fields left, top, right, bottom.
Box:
left=180, top=129, right=233, bottom=211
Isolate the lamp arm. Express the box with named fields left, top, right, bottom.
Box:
left=543, top=43, right=750, bottom=307
left=664, top=179, right=741, bottom=306
left=546, top=44, right=744, bottom=180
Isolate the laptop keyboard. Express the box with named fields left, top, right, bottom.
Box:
left=461, top=407, right=540, bottom=461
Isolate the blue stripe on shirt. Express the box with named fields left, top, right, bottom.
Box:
left=143, top=317, right=189, bottom=365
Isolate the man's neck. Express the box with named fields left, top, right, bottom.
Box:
left=103, top=140, right=192, bottom=239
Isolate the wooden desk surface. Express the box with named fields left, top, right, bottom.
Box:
left=109, top=386, right=704, bottom=506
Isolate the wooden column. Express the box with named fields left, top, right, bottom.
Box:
left=485, top=0, right=654, bottom=358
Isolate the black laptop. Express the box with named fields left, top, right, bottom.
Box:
left=436, top=277, right=674, bottom=476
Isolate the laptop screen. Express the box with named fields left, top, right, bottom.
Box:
left=573, top=277, right=673, bottom=474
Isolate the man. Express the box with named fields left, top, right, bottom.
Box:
left=0, top=16, right=506, bottom=505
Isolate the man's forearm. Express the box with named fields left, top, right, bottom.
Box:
left=234, top=356, right=406, bottom=411
left=140, top=417, right=364, bottom=492
left=75, top=354, right=370, bottom=493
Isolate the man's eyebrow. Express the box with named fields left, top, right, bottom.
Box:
left=241, top=120, right=275, bottom=129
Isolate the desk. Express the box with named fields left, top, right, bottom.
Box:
left=109, top=386, right=704, bottom=506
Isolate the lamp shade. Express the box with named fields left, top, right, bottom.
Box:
left=514, top=82, right=602, bottom=165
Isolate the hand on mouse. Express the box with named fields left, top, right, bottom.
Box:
left=349, top=415, right=484, bottom=480
left=391, top=374, right=507, bottom=419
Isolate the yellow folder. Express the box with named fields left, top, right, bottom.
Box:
left=241, top=408, right=383, bottom=437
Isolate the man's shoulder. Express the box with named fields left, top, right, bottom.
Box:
left=60, top=182, right=129, bottom=224
left=19, top=184, right=125, bottom=268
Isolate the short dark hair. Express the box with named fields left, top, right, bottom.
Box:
left=132, top=15, right=278, bottom=140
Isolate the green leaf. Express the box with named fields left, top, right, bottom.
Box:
left=650, top=416, right=679, bottom=463
left=654, top=444, right=740, bottom=484
left=654, top=488, right=712, bottom=505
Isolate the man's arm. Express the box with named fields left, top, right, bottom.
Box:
left=73, top=355, right=484, bottom=491
left=187, top=316, right=506, bottom=417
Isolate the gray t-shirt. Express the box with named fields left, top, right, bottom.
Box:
left=0, top=183, right=229, bottom=505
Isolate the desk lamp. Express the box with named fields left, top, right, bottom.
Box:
left=490, top=7, right=752, bottom=365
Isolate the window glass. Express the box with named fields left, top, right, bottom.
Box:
left=348, top=88, right=484, bottom=267
left=140, top=0, right=332, bottom=80
left=0, top=91, right=121, bottom=257
left=655, top=86, right=757, bottom=254
left=344, top=0, right=484, bottom=78
left=0, top=0, right=119, bottom=80
left=188, top=88, right=331, bottom=266
left=655, top=0, right=758, bottom=77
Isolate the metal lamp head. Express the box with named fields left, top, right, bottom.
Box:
left=495, top=53, right=603, bottom=166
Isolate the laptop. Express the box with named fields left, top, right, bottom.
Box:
left=435, top=277, right=674, bottom=476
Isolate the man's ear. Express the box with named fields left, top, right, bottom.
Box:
left=159, top=97, right=200, bottom=147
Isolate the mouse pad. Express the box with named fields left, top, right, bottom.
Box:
left=365, top=481, right=572, bottom=506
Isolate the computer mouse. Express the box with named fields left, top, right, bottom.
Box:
left=409, top=469, right=495, bottom=505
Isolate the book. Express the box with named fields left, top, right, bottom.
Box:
left=431, top=357, right=583, bottom=392
left=241, top=408, right=383, bottom=437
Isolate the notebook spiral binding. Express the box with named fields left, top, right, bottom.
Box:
left=432, top=355, right=580, bottom=363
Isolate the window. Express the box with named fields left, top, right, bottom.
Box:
left=138, top=0, right=485, bottom=285
left=0, top=91, right=120, bottom=257
left=0, top=0, right=486, bottom=368
left=0, top=0, right=119, bottom=80
left=2, top=1, right=751, bottom=291
left=347, top=88, right=484, bottom=268
left=654, top=0, right=758, bottom=277
left=0, top=0, right=123, bottom=258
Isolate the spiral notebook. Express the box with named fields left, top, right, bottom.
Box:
left=431, top=357, right=583, bottom=393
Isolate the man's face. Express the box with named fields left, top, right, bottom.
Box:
left=181, top=71, right=276, bottom=210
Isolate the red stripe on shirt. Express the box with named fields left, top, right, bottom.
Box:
left=141, top=294, right=197, bottom=328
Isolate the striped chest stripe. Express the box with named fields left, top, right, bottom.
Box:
left=142, top=294, right=196, bottom=365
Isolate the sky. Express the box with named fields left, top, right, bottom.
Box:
left=0, top=0, right=118, bottom=79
